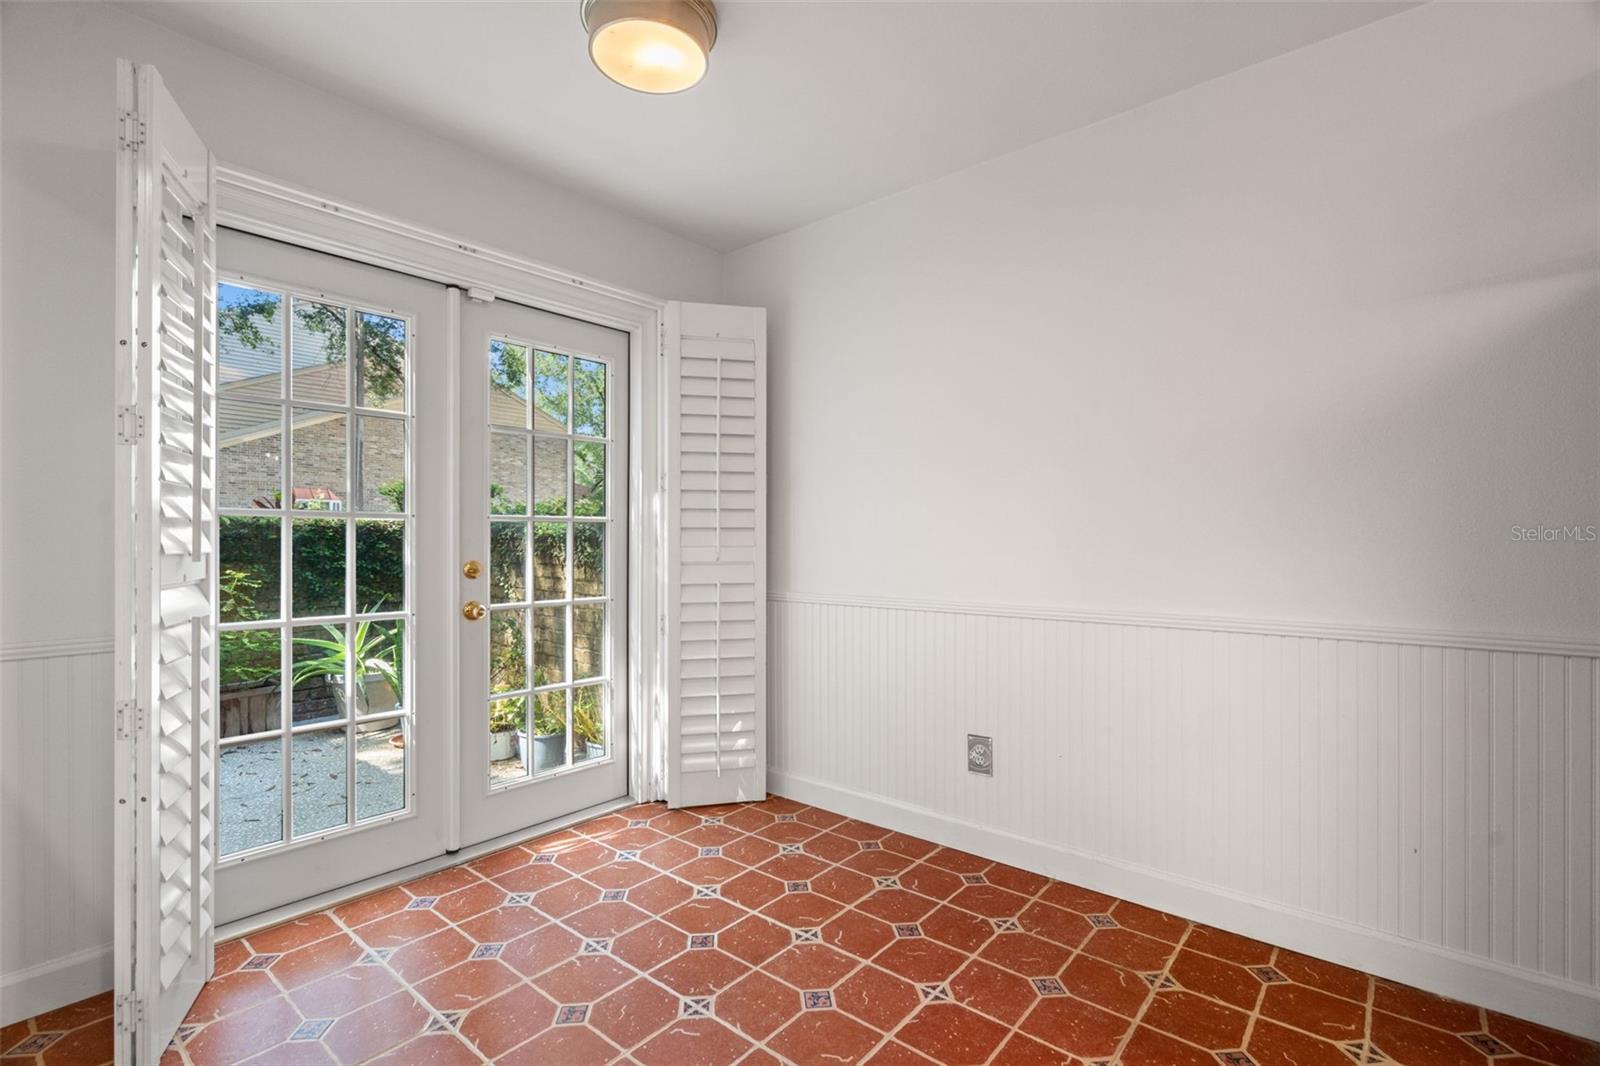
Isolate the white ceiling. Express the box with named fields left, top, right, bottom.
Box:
left=125, top=1, right=1410, bottom=251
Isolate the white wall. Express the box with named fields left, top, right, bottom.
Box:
left=730, top=1, right=1600, bottom=1040
left=0, top=0, right=720, bottom=1019
left=726, top=2, right=1598, bottom=646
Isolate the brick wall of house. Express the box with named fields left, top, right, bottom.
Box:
left=221, top=432, right=285, bottom=507
left=223, top=420, right=575, bottom=512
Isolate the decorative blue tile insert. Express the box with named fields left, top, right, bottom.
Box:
left=290, top=1019, right=335, bottom=1041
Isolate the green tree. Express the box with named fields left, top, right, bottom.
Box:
left=220, top=292, right=403, bottom=405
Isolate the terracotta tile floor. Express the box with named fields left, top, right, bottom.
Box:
left=6, top=798, right=1598, bottom=1066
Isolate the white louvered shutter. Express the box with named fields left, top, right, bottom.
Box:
left=113, top=60, right=218, bottom=1064
left=664, top=303, right=767, bottom=808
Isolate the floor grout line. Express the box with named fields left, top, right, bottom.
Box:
left=21, top=794, right=1595, bottom=1066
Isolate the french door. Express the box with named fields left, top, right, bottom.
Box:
left=457, top=296, right=630, bottom=845
left=210, top=239, right=635, bottom=918
left=212, top=231, right=452, bottom=922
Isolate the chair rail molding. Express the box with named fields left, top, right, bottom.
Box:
left=766, top=591, right=1600, bottom=1041
left=0, top=637, right=116, bottom=663
left=768, top=590, right=1600, bottom=659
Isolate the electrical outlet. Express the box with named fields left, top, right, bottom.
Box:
left=967, top=734, right=993, bottom=776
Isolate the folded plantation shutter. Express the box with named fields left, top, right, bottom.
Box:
left=113, top=60, right=218, bottom=1064
left=664, top=303, right=767, bottom=807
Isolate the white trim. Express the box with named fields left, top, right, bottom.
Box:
left=443, top=288, right=463, bottom=851
left=215, top=165, right=669, bottom=807
left=770, top=768, right=1600, bottom=1044
left=0, top=945, right=114, bottom=1027
left=216, top=167, right=663, bottom=319
left=0, top=638, right=115, bottom=662
left=768, top=590, right=1600, bottom=659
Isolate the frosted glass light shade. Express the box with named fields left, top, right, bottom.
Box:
left=582, top=0, right=717, bottom=94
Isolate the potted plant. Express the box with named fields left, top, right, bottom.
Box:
left=519, top=673, right=568, bottom=774
left=573, top=687, right=605, bottom=760
left=489, top=699, right=522, bottom=763
left=292, top=617, right=402, bottom=732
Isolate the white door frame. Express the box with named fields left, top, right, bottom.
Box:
left=214, top=167, right=670, bottom=832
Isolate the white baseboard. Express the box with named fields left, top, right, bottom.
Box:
left=0, top=944, right=113, bottom=1027
left=771, top=768, right=1600, bottom=1044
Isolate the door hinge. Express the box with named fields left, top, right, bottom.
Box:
left=115, top=699, right=143, bottom=740
left=114, top=992, right=142, bottom=1033
left=116, top=406, right=145, bottom=445
left=118, top=111, right=145, bottom=153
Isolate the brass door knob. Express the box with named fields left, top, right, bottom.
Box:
left=462, top=601, right=486, bottom=621
left=462, top=560, right=482, bottom=579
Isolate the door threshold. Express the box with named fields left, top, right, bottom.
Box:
left=216, top=795, right=638, bottom=944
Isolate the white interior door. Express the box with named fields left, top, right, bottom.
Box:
left=663, top=302, right=768, bottom=808
left=113, top=60, right=218, bottom=1063
left=458, top=296, right=630, bottom=845
left=209, top=231, right=453, bottom=922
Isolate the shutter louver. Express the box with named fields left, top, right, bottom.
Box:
left=665, top=303, right=767, bottom=808
left=114, top=60, right=217, bottom=1064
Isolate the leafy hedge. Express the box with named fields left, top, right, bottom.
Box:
left=219, top=515, right=403, bottom=686
left=220, top=480, right=604, bottom=749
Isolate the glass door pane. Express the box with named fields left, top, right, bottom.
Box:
left=217, top=280, right=414, bottom=856
left=480, top=337, right=618, bottom=784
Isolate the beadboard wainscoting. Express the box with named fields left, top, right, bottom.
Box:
left=0, top=641, right=115, bottom=1025
left=767, top=593, right=1600, bottom=1041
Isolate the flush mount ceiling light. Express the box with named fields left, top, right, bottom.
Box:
left=582, top=0, right=717, bottom=94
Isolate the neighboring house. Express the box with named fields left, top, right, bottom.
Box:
left=219, top=303, right=572, bottom=511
